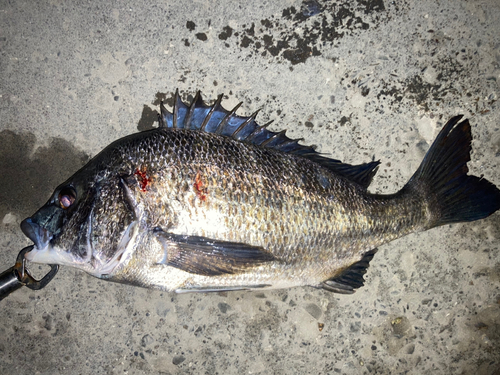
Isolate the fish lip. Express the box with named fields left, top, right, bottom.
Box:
left=20, top=218, right=53, bottom=250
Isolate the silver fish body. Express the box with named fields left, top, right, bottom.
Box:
left=21, top=91, right=500, bottom=294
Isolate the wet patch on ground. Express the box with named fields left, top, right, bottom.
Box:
left=0, top=130, right=90, bottom=221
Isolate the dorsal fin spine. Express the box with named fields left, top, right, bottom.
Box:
left=215, top=102, right=243, bottom=135
left=172, top=89, right=180, bottom=129
left=261, top=130, right=286, bottom=147
left=233, top=110, right=260, bottom=140
left=159, top=102, right=168, bottom=128
left=184, top=91, right=201, bottom=130
left=200, top=94, right=223, bottom=131
left=246, top=122, right=273, bottom=144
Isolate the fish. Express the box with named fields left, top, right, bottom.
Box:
left=20, top=90, right=500, bottom=294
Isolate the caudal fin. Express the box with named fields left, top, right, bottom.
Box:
left=406, top=116, right=500, bottom=228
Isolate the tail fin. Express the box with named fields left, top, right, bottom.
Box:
left=405, top=116, right=500, bottom=228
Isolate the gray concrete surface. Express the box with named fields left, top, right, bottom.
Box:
left=1, top=0, right=500, bottom=374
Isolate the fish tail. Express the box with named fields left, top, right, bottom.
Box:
left=405, top=115, right=500, bottom=228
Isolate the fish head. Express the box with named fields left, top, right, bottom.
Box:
left=20, top=155, right=139, bottom=277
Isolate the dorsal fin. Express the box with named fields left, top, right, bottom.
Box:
left=159, top=90, right=380, bottom=188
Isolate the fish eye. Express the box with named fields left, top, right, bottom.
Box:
left=58, top=187, right=77, bottom=209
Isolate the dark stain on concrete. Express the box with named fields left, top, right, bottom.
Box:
left=377, top=82, right=404, bottom=104
left=186, top=21, right=196, bottom=31
left=218, top=26, right=233, bottom=41
left=373, top=42, right=485, bottom=111
left=153, top=92, right=170, bottom=106
left=405, top=76, right=443, bottom=111
left=214, top=0, right=387, bottom=65
left=195, top=32, right=208, bottom=41
left=0, top=130, right=90, bottom=221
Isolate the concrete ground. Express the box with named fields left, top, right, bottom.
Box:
left=1, top=0, right=500, bottom=374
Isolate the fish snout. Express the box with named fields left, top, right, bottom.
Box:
left=21, top=218, right=52, bottom=250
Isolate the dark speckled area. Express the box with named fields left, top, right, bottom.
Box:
left=209, top=0, right=387, bottom=65
left=1, top=0, right=500, bottom=374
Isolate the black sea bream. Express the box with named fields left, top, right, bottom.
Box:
left=21, top=91, right=500, bottom=294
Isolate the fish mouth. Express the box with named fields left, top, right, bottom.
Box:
left=21, top=218, right=53, bottom=251
left=20, top=218, right=73, bottom=265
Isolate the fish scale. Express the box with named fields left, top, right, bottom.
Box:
left=20, top=91, right=500, bottom=295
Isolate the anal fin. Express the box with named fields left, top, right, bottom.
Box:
left=321, top=249, right=378, bottom=294
left=155, top=230, right=276, bottom=276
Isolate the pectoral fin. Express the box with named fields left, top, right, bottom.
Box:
left=321, top=249, right=378, bottom=294
left=154, top=230, right=276, bottom=276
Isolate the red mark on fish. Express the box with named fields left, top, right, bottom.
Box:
left=193, top=172, right=208, bottom=201
left=134, top=168, right=152, bottom=192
